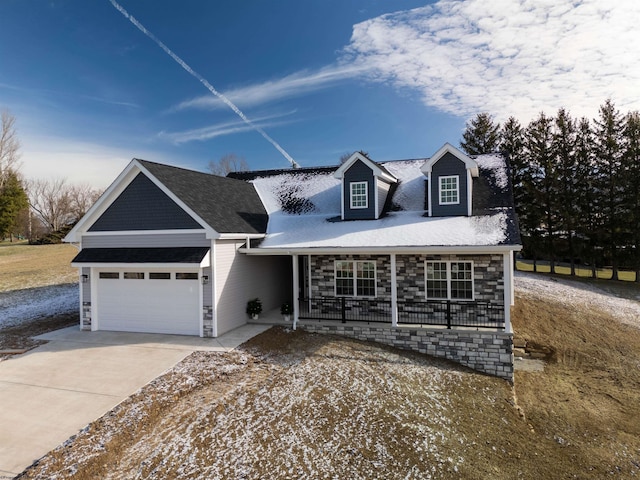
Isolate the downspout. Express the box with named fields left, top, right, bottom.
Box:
left=390, top=253, right=398, bottom=327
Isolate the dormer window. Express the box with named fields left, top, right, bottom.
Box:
left=350, top=182, right=368, bottom=209
left=439, top=175, right=459, bottom=205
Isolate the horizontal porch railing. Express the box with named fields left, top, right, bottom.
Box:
left=298, top=297, right=504, bottom=330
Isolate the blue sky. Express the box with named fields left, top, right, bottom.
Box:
left=1, top=0, right=639, bottom=188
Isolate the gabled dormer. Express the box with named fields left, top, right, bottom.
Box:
left=334, top=152, right=398, bottom=220
left=421, top=143, right=479, bottom=217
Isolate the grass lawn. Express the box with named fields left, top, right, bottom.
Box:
left=517, top=259, right=637, bottom=282
left=0, top=242, right=78, bottom=292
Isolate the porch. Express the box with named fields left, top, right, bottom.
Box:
left=251, top=297, right=505, bottom=331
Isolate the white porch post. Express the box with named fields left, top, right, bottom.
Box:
left=503, top=252, right=512, bottom=333
left=390, top=253, right=398, bottom=327
left=292, top=254, right=299, bottom=330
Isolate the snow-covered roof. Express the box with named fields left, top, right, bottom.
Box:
left=233, top=154, right=520, bottom=250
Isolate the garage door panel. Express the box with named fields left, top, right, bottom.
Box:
left=97, top=272, right=200, bottom=336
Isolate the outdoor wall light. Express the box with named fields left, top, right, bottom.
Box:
left=81, top=274, right=89, bottom=283
left=201, top=275, right=209, bottom=285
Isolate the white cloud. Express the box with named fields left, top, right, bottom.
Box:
left=171, top=64, right=367, bottom=112
left=344, top=0, right=640, bottom=121
left=19, top=135, right=166, bottom=189
left=158, top=111, right=297, bottom=144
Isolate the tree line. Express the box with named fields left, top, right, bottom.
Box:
left=0, top=109, right=102, bottom=243
left=460, top=99, right=640, bottom=281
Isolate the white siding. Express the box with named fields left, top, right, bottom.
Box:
left=377, top=178, right=392, bottom=218
left=82, top=232, right=209, bottom=248
left=214, top=240, right=291, bottom=336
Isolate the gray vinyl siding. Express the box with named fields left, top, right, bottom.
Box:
left=82, top=267, right=91, bottom=303
left=89, top=173, right=203, bottom=231
left=430, top=152, right=469, bottom=217
left=81, top=232, right=209, bottom=248
left=376, top=178, right=392, bottom=217
left=214, top=240, right=291, bottom=336
left=203, top=265, right=213, bottom=307
left=343, top=160, right=376, bottom=220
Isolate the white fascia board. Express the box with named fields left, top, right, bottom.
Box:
left=71, top=262, right=208, bottom=269
left=83, top=229, right=207, bottom=236
left=64, top=160, right=141, bottom=243
left=239, top=244, right=523, bottom=256
left=216, top=233, right=266, bottom=240
left=420, top=143, right=479, bottom=177
left=334, top=152, right=398, bottom=183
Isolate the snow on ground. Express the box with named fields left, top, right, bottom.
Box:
left=0, top=283, right=78, bottom=329
left=515, top=271, right=640, bottom=330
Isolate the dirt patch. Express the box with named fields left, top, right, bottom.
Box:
left=0, top=313, right=78, bottom=360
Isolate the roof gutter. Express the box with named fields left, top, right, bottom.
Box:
left=239, top=244, right=522, bottom=255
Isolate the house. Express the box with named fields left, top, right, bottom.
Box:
left=65, top=143, right=521, bottom=380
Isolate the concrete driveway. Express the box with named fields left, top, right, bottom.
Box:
left=0, top=324, right=270, bottom=478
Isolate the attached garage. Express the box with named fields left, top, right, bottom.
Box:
left=72, top=247, right=211, bottom=337
left=95, top=269, right=200, bottom=335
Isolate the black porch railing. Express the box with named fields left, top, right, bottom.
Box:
left=298, top=297, right=504, bottom=330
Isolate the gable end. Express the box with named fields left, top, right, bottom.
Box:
left=88, top=173, right=203, bottom=232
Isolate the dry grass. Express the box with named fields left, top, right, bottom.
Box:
left=0, top=242, right=78, bottom=292
left=517, top=259, right=637, bottom=282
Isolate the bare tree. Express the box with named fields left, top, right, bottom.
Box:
left=0, top=109, right=21, bottom=188
left=69, top=183, right=102, bottom=221
left=27, top=178, right=74, bottom=232
left=207, top=153, right=249, bottom=176
left=339, top=150, right=369, bottom=164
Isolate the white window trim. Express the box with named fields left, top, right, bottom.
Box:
left=350, top=181, right=368, bottom=209
left=425, top=260, right=474, bottom=301
left=334, top=260, right=377, bottom=298
left=439, top=175, right=460, bottom=205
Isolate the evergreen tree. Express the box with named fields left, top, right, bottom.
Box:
left=553, top=108, right=578, bottom=275
left=460, top=113, right=500, bottom=155
left=593, top=99, right=625, bottom=280
left=0, top=171, right=28, bottom=240
left=525, top=112, right=557, bottom=272
left=574, top=117, right=598, bottom=276
left=623, top=111, right=640, bottom=282
left=499, top=116, right=526, bottom=217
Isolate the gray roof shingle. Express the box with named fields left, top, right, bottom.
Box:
left=138, top=159, right=268, bottom=234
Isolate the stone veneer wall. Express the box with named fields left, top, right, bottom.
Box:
left=81, top=302, right=92, bottom=330
left=309, top=254, right=504, bottom=306
left=298, top=323, right=514, bottom=382
left=203, top=306, right=213, bottom=337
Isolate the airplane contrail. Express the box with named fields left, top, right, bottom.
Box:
left=109, top=0, right=300, bottom=169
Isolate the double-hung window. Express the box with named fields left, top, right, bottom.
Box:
left=439, top=175, right=459, bottom=205
left=335, top=260, right=376, bottom=297
left=425, top=261, right=473, bottom=300
left=350, top=181, right=368, bottom=209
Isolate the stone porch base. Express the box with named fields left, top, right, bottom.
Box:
left=298, top=322, right=514, bottom=382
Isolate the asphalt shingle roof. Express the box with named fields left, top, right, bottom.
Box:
left=72, top=247, right=210, bottom=264
left=138, top=160, right=268, bottom=234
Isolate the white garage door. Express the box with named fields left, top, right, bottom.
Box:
left=96, top=270, right=200, bottom=335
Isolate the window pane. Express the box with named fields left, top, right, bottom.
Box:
left=350, top=182, right=368, bottom=208
left=99, top=272, right=119, bottom=279
left=124, top=272, right=144, bottom=279
left=149, top=272, right=171, bottom=280
left=450, top=262, right=473, bottom=299
left=335, top=261, right=354, bottom=296
left=439, top=176, right=459, bottom=204
left=176, top=272, right=198, bottom=280
left=356, top=261, right=376, bottom=296
left=426, top=262, right=448, bottom=299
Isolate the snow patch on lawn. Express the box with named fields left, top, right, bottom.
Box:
left=0, top=283, right=78, bottom=329
left=515, top=271, right=640, bottom=330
